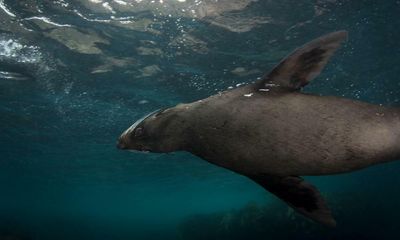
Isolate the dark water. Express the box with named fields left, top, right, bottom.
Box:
left=1, top=0, right=400, bottom=239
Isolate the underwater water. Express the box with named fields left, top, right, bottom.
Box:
left=1, top=0, right=400, bottom=239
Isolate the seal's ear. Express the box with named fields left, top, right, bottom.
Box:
left=255, top=31, right=348, bottom=91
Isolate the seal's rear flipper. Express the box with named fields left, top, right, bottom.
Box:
left=256, top=30, right=347, bottom=91
left=247, top=174, right=336, bottom=227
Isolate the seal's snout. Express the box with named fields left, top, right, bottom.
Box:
left=116, top=136, right=128, bottom=150
left=116, top=141, right=126, bottom=150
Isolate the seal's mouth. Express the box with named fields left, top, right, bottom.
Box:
left=116, top=139, right=151, bottom=153
left=116, top=140, right=126, bottom=150
left=128, top=150, right=149, bottom=153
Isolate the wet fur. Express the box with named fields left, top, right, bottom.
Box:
left=176, top=85, right=400, bottom=176
left=118, top=31, right=400, bottom=226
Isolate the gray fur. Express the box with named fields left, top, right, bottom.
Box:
left=117, top=31, right=400, bottom=226
left=178, top=86, right=400, bottom=176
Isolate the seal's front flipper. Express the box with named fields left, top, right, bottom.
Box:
left=247, top=174, right=336, bottom=227
left=256, top=30, right=347, bottom=91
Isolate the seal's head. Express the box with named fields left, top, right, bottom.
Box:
left=117, top=108, right=186, bottom=153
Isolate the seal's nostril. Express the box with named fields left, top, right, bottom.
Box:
left=116, top=140, right=126, bottom=150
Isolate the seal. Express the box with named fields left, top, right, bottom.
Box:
left=117, top=31, right=400, bottom=226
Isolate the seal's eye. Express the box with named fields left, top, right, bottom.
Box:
left=134, top=127, right=144, bottom=137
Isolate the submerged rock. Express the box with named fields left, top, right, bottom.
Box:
left=91, top=56, right=136, bottom=74
left=79, top=0, right=257, bottom=19
left=109, top=18, right=160, bottom=34
left=136, top=46, right=164, bottom=56
left=206, top=14, right=272, bottom=33
left=76, top=0, right=268, bottom=33
left=231, top=67, right=261, bottom=77
left=169, top=33, right=209, bottom=54
left=140, top=65, right=162, bottom=77
left=45, top=28, right=109, bottom=54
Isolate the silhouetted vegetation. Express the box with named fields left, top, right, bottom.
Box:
left=179, top=191, right=398, bottom=240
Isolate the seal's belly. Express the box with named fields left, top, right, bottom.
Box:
left=207, top=139, right=364, bottom=176
left=204, top=119, right=398, bottom=176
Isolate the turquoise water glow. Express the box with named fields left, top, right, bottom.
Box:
left=1, top=0, right=400, bottom=239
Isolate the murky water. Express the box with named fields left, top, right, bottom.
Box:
left=1, top=0, right=400, bottom=239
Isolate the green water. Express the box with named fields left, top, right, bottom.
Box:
left=0, top=0, right=399, bottom=239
